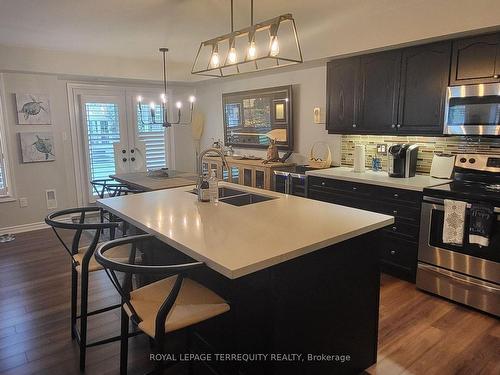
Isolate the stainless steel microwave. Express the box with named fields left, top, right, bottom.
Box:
left=444, top=83, right=500, bottom=136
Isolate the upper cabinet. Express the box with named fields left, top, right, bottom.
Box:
left=326, top=42, right=450, bottom=136
left=326, top=57, right=358, bottom=133
left=357, top=50, right=401, bottom=134
left=397, top=42, right=451, bottom=134
left=450, top=33, right=500, bottom=85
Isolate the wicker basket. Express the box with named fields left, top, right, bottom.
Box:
left=308, top=142, right=332, bottom=169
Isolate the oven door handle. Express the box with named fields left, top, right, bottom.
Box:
left=423, top=196, right=500, bottom=215
left=419, top=263, right=500, bottom=293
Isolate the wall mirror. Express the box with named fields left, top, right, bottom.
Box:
left=222, top=85, right=293, bottom=150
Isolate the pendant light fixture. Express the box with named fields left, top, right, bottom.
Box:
left=192, top=0, right=303, bottom=77
left=137, top=48, right=195, bottom=127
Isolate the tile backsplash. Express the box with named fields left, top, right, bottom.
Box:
left=341, top=135, right=500, bottom=174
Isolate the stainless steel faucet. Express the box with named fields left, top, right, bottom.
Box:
left=196, top=148, right=229, bottom=200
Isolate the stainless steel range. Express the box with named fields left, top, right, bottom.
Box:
left=417, top=154, right=500, bottom=316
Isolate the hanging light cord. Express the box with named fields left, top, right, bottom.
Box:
left=250, top=0, right=254, bottom=25
left=162, top=50, right=167, bottom=100
left=230, top=0, right=234, bottom=32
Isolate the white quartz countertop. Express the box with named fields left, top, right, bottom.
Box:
left=306, top=167, right=451, bottom=191
left=97, top=183, right=393, bottom=279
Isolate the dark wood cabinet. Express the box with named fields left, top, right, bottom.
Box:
left=397, top=41, right=451, bottom=135
left=308, top=176, right=422, bottom=282
left=326, top=57, right=358, bottom=133
left=357, top=50, right=401, bottom=133
left=326, top=46, right=449, bottom=136
left=450, top=33, right=500, bottom=85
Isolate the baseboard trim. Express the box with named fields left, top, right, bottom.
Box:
left=0, top=216, right=74, bottom=235
left=0, top=222, right=49, bottom=235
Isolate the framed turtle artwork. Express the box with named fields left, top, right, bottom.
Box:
left=19, top=132, right=56, bottom=162
left=15, top=93, right=51, bottom=124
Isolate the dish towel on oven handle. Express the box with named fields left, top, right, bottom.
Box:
left=469, top=203, right=494, bottom=247
left=443, top=199, right=467, bottom=245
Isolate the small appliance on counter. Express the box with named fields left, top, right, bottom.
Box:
left=387, top=144, right=419, bottom=178
left=430, top=153, right=456, bottom=179
left=417, top=153, right=500, bottom=317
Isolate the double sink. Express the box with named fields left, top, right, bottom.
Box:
left=189, top=187, right=276, bottom=206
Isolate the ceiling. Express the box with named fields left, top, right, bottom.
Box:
left=0, top=0, right=499, bottom=81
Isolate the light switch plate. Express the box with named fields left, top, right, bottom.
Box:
left=313, top=107, right=321, bottom=124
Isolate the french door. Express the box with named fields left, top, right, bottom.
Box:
left=75, top=87, right=168, bottom=204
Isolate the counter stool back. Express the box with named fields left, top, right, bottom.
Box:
left=95, top=234, right=230, bottom=375
left=45, top=207, right=127, bottom=371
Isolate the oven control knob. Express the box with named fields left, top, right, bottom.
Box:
left=460, top=157, right=467, bottom=163
left=469, top=158, right=476, bottom=164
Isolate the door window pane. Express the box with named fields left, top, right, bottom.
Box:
left=85, top=103, right=120, bottom=183
left=136, top=104, right=166, bottom=170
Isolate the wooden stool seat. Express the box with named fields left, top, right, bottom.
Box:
left=124, top=276, right=229, bottom=337
left=74, top=243, right=135, bottom=273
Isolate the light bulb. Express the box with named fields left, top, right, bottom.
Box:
left=161, top=93, right=167, bottom=103
left=137, top=95, right=142, bottom=102
left=149, top=102, right=155, bottom=109
left=189, top=96, right=196, bottom=103
left=228, top=47, right=237, bottom=64
left=270, top=36, right=279, bottom=56
left=211, top=51, right=220, bottom=67
left=176, top=101, right=182, bottom=109
left=248, top=41, right=257, bottom=59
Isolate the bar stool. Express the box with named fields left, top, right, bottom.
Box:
left=45, top=207, right=137, bottom=370
left=90, top=178, right=122, bottom=199
left=95, top=234, right=230, bottom=375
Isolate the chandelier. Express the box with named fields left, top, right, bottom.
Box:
left=137, top=48, right=195, bottom=127
left=191, top=0, right=303, bottom=77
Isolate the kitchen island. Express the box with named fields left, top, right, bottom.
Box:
left=98, top=183, right=393, bottom=374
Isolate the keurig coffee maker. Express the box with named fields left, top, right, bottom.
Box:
left=387, top=144, right=419, bottom=178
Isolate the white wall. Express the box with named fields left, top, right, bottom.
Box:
left=0, top=73, right=78, bottom=229
left=0, top=72, right=193, bottom=230
left=195, top=64, right=342, bottom=166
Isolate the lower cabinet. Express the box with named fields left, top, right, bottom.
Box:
left=308, top=176, right=421, bottom=282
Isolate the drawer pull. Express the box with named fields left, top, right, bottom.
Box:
left=321, top=182, right=326, bottom=186
left=390, top=250, right=396, bottom=255
left=393, top=193, right=399, bottom=198
left=392, top=226, right=397, bottom=231
left=352, top=187, right=357, bottom=191
left=393, top=210, right=398, bottom=215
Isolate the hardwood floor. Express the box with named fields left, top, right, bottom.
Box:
left=0, top=229, right=498, bottom=375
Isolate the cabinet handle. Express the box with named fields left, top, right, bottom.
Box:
left=393, top=210, right=398, bottom=215
left=396, top=124, right=401, bottom=128
left=321, top=181, right=326, bottom=186
left=390, top=250, right=396, bottom=255
left=352, top=187, right=357, bottom=191
left=494, top=74, right=499, bottom=79
left=392, top=226, right=397, bottom=231
left=121, top=149, right=126, bottom=154
left=393, top=193, right=399, bottom=198
left=391, top=124, right=396, bottom=128
left=122, top=158, right=127, bottom=162
left=352, top=123, right=357, bottom=128
left=131, top=157, right=136, bottom=162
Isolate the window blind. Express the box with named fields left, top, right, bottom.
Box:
left=85, top=103, right=120, bottom=182
left=136, top=104, right=166, bottom=170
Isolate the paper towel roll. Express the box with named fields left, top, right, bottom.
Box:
left=353, top=144, right=366, bottom=173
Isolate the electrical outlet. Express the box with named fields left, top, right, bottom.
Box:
left=377, top=144, right=387, bottom=154
left=19, top=197, right=28, bottom=208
